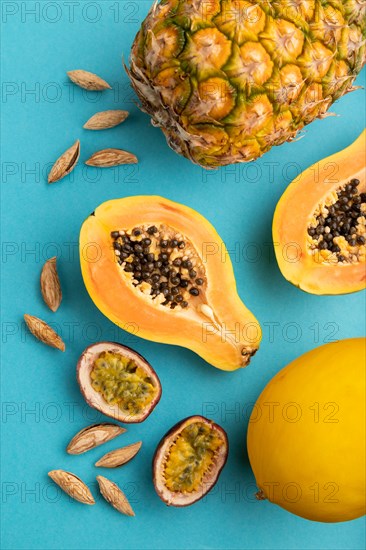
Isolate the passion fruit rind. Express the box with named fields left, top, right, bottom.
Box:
left=153, top=415, right=228, bottom=507
left=77, top=341, right=162, bottom=423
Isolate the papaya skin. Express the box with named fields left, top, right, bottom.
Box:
left=79, top=196, right=261, bottom=371
left=247, top=338, right=366, bottom=523
left=273, top=130, right=366, bottom=295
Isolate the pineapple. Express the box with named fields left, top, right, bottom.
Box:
left=128, top=0, right=366, bottom=168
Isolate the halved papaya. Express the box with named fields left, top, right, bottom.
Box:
left=273, top=130, right=366, bottom=294
left=80, top=196, right=261, bottom=371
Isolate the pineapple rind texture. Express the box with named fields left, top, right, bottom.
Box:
left=129, top=0, right=366, bottom=168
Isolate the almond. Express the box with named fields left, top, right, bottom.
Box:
left=48, top=470, right=95, bottom=505
left=48, top=139, right=80, bottom=184
left=85, top=149, right=138, bottom=167
left=67, top=423, right=126, bottom=455
left=40, top=257, right=62, bottom=312
left=97, top=475, right=135, bottom=516
left=95, top=441, right=142, bottom=468
left=24, top=314, right=65, bottom=351
left=67, top=70, right=111, bottom=91
left=84, top=110, right=129, bottom=130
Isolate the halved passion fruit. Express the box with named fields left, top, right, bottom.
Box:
left=77, top=342, right=161, bottom=423
left=153, top=415, right=228, bottom=506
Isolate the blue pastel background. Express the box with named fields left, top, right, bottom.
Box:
left=1, top=2, right=365, bottom=549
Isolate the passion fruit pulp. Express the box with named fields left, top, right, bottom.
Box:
left=153, top=415, right=228, bottom=506
left=77, top=342, right=161, bottom=423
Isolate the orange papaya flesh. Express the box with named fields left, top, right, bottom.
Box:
left=80, top=196, right=261, bottom=371
left=273, top=130, right=366, bottom=295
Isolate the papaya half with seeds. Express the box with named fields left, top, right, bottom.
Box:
left=273, top=130, right=366, bottom=295
left=79, top=196, right=261, bottom=371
